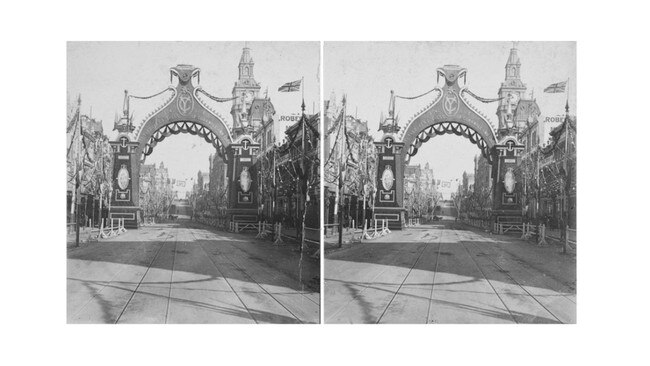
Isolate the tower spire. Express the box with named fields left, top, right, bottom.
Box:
left=496, top=41, right=527, bottom=136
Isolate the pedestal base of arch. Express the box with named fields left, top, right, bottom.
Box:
left=373, top=207, right=404, bottom=231
left=491, top=210, right=523, bottom=224
left=227, top=208, right=258, bottom=224
left=109, top=206, right=139, bottom=229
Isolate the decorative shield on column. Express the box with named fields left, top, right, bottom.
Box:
left=504, top=167, right=516, bottom=194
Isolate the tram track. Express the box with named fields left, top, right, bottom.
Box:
left=191, top=222, right=320, bottom=305
left=184, top=226, right=260, bottom=324
left=70, top=226, right=177, bottom=322
left=325, top=231, right=434, bottom=323
left=376, top=227, right=441, bottom=324
left=453, top=227, right=564, bottom=324
left=425, top=227, right=444, bottom=324
left=451, top=228, right=519, bottom=324
left=114, top=225, right=178, bottom=324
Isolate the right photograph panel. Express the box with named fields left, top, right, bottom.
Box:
left=323, top=41, right=576, bottom=324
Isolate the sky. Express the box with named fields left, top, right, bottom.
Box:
left=324, top=41, right=576, bottom=181
left=67, top=41, right=320, bottom=181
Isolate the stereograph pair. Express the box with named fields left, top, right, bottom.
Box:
left=67, top=41, right=576, bottom=324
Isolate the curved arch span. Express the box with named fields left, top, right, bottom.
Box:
left=407, top=121, right=494, bottom=164
left=142, top=121, right=227, bottom=161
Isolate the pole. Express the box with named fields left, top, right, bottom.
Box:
left=360, top=136, right=366, bottom=234
left=338, top=168, right=343, bottom=247
left=300, top=94, right=307, bottom=251
left=338, top=96, right=347, bottom=248
left=74, top=96, right=82, bottom=247
left=562, top=77, right=570, bottom=254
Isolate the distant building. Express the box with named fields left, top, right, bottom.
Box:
left=140, top=162, right=171, bottom=196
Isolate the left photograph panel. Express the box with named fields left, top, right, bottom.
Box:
left=67, top=41, right=321, bottom=324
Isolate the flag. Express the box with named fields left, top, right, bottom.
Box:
left=278, top=79, right=301, bottom=92
left=544, top=81, right=567, bottom=93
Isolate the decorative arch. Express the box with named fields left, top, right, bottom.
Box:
left=130, top=64, right=234, bottom=207
left=374, top=65, right=504, bottom=230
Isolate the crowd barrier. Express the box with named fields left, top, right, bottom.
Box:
left=462, top=218, right=492, bottom=231
left=353, top=219, right=391, bottom=241
left=97, top=218, right=127, bottom=239
left=488, top=220, right=577, bottom=249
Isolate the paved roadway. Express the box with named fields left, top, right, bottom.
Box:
left=67, top=220, right=320, bottom=324
left=325, top=221, right=576, bottom=324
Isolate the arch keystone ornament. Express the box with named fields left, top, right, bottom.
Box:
left=108, top=64, right=238, bottom=228
left=374, top=65, right=523, bottom=230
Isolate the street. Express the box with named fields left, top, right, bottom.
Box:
left=325, top=221, right=576, bottom=324
left=67, top=220, right=320, bottom=324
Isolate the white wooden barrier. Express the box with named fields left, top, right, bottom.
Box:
left=359, top=219, right=391, bottom=241
left=99, top=218, right=126, bottom=239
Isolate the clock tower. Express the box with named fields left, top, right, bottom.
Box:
left=231, top=44, right=261, bottom=137
left=496, top=42, right=527, bottom=136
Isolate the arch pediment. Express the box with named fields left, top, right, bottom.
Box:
left=134, top=65, right=233, bottom=159
left=399, top=65, right=498, bottom=162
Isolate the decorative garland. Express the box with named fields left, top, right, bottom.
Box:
left=395, top=87, right=438, bottom=100
left=462, top=89, right=503, bottom=103
left=196, top=88, right=238, bottom=103
left=129, top=87, right=175, bottom=100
